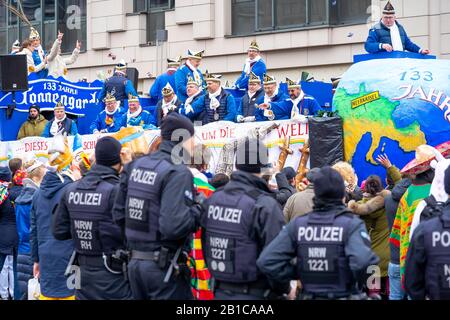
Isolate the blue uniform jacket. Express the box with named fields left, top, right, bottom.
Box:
left=195, top=93, right=238, bottom=123
left=234, top=59, right=267, bottom=90
left=98, top=79, right=137, bottom=104
left=178, top=94, right=205, bottom=122
left=254, top=91, right=289, bottom=121
left=89, top=109, right=125, bottom=133
left=42, top=118, right=78, bottom=137
left=236, top=88, right=265, bottom=118
left=149, top=71, right=177, bottom=101
left=120, top=110, right=157, bottom=130
left=273, top=95, right=322, bottom=119
left=365, top=21, right=421, bottom=54
left=32, top=49, right=48, bottom=79
left=174, top=64, right=205, bottom=103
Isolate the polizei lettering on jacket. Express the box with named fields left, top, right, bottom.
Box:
left=298, top=226, right=343, bottom=242
left=432, top=231, right=450, bottom=247
left=207, top=205, right=242, bottom=224
left=130, top=168, right=158, bottom=185
left=68, top=192, right=102, bottom=206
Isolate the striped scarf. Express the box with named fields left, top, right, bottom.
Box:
left=188, top=176, right=215, bottom=300
left=389, top=183, right=431, bottom=285
left=0, top=181, right=9, bottom=205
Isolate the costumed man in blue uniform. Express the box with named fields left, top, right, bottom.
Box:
left=254, top=74, right=288, bottom=121
left=90, top=92, right=124, bottom=134
left=404, top=166, right=450, bottom=300
left=29, top=27, right=48, bottom=79
left=279, top=77, right=322, bottom=120
left=236, top=72, right=265, bottom=123
left=175, top=49, right=205, bottom=103
left=149, top=56, right=181, bottom=101
left=195, top=72, right=237, bottom=125
left=42, top=102, right=78, bottom=138
left=257, top=166, right=379, bottom=300
left=365, top=1, right=430, bottom=55
left=154, top=83, right=183, bottom=127
left=121, top=94, right=157, bottom=130
left=235, top=41, right=266, bottom=90
left=178, top=75, right=205, bottom=123
left=98, top=59, right=138, bottom=105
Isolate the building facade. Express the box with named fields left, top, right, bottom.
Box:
left=1, top=0, right=449, bottom=94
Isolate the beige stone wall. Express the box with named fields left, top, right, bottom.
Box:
left=67, top=0, right=450, bottom=94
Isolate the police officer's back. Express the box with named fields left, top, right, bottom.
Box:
left=201, top=138, right=288, bottom=300
left=405, top=166, right=450, bottom=300
left=257, top=166, right=379, bottom=300
left=53, top=137, right=133, bottom=300
left=112, top=113, right=202, bottom=300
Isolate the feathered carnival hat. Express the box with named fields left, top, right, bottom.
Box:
left=161, top=83, right=175, bottom=97
left=383, top=1, right=395, bottom=15
left=248, top=40, right=260, bottom=51
left=116, top=59, right=127, bottom=72
left=263, top=74, right=277, bottom=85
left=186, top=75, right=199, bottom=87
left=249, top=72, right=261, bottom=84
left=286, top=77, right=300, bottom=90
left=167, top=56, right=182, bottom=67
left=204, top=70, right=222, bottom=83
left=187, top=49, right=204, bottom=60
left=29, top=27, right=40, bottom=40
left=128, top=93, right=140, bottom=103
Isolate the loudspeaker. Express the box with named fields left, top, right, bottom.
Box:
left=0, top=54, right=29, bottom=92
left=126, top=67, right=139, bottom=92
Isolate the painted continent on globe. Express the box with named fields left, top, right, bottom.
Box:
left=334, top=58, right=450, bottom=182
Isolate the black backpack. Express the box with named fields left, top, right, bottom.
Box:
left=420, top=195, right=444, bottom=222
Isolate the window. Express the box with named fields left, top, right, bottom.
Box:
left=329, top=0, right=371, bottom=25
left=57, top=0, right=87, bottom=53
left=134, top=0, right=175, bottom=45
left=0, top=0, right=86, bottom=55
left=232, top=0, right=255, bottom=35
left=231, top=0, right=371, bottom=36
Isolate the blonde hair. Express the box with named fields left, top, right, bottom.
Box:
left=24, top=159, right=45, bottom=180
left=332, top=161, right=358, bottom=191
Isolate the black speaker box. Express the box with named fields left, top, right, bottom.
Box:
left=0, top=54, right=29, bottom=92
left=309, top=117, right=344, bottom=168
left=126, top=67, right=139, bottom=92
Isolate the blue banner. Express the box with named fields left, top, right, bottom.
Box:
left=0, top=76, right=103, bottom=116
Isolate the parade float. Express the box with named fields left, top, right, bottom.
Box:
left=334, top=52, right=450, bottom=181
left=0, top=52, right=449, bottom=185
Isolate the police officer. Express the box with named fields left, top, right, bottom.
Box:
left=405, top=165, right=450, bottom=300
left=112, top=112, right=202, bottom=300
left=52, top=137, right=133, bottom=300
left=257, top=166, right=379, bottom=300
left=201, top=138, right=289, bottom=300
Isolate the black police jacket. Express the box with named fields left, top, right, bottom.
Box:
left=52, top=164, right=123, bottom=247
left=112, top=140, right=202, bottom=252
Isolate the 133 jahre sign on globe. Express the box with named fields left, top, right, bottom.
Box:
left=334, top=58, right=450, bottom=182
